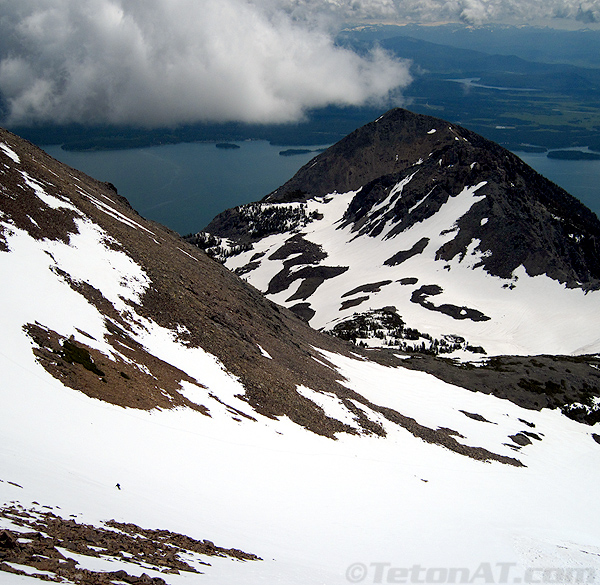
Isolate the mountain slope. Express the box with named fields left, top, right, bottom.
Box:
left=201, top=108, right=600, bottom=357
left=1, top=127, right=600, bottom=584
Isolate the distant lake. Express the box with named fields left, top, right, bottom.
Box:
left=43, top=141, right=327, bottom=235
left=43, top=142, right=600, bottom=235
left=515, top=150, right=600, bottom=218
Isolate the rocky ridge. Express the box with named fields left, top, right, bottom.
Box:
left=0, top=125, right=566, bottom=455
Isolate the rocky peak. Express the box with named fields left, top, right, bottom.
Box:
left=264, top=108, right=470, bottom=202
left=206, top=108, right=600, bottom=291
left=199, top=108, right=600, bottom=358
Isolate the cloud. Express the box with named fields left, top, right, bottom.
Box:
left=0, top=0, right=411, bottom=127
left=384, top=0, right=600, bottom=26
left=2, top=0, right=597, bottom=127
left=265, top=0, right=600, bottom=26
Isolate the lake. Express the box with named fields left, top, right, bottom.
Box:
left=43, top=142, right=600, bottom=235
left=43, top=141, right=327, bottom=235
left=515, top=151, right=600, bottom=217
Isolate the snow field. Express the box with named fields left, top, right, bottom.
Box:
left=2, top=344, right=600, bottom=584
left=1, top=156, right=599, bottom=584
left=225, top=181, right=600, bottom=356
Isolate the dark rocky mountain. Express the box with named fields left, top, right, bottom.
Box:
left=0, top=121, right=597, bottom=429
left=0, top=127, right=357, bottom=437
left=196, top=109, right=600, bottom=360
left=205, top=108, right=600, bottom=291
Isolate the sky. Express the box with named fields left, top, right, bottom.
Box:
left=0, top=0, right=598, bottom=128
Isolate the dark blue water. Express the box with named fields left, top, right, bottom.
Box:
left=43, top=142, right=600, bottom=235
left=515, top=151, right=600, bottom=218
left=43, top=141, right=327, bottom=235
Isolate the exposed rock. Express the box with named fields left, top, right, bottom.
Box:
left=410, top=285, right=491, bottom=322
left=384, top=238, right=430, bottom=266
left=341, top=280, right=393, bottom=297
left=460, top=411, right=495, bottom=423
left=509, top=433, right=533, bottom=446
left=0, top=503, right=260, bottom=584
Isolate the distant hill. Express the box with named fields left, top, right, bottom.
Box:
left=7, top=26, right=600, bottom=153
left=339, top=23, right=600, bottom=68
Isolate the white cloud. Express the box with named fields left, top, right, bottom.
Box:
left=2, top=0, right=597, bottom=127
left=263, top=0, right=600, bottom=26
left=0, top=0, right=411, bottom=127
left=382, top=0, right=600, bottom=25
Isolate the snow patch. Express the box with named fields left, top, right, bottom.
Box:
left=0, top=143, right=20, bottom=163
left=85, top=193, right=156, bottom=235
left=258, top=345, right=272, bottom=359
left=20, top=171, right=78, bottom=212
left=296, top=385, right=360, bottom=431
left=4, top=563, right=56, bottom=578
left=370, top=172, right=417, bottom=216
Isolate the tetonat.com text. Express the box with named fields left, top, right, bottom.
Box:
left=345, top=562, right=596, bottom=584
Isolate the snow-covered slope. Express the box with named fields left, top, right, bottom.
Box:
left=218, top=186, right=600, bottom=357
left=202, top=108, right=600, bottom=358
left=1, top=127, right=600, bottom=584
